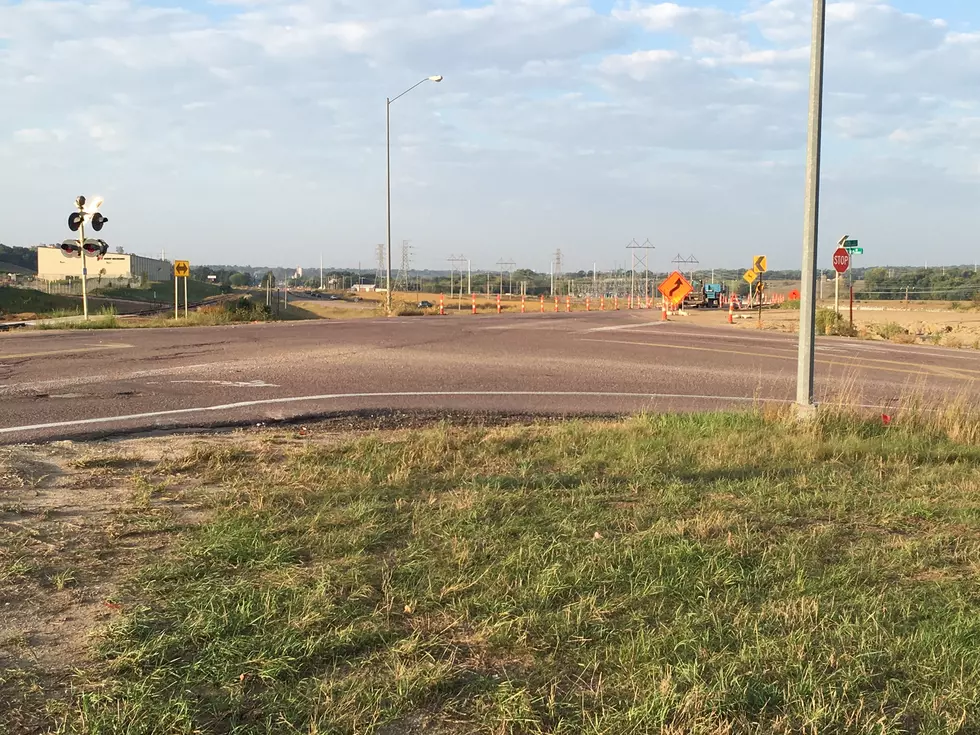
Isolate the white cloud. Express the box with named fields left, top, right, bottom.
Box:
left=0, top=0, right=976, bottom=269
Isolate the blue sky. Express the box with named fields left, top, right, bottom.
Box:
left=1, top=0, right=977, bottom=271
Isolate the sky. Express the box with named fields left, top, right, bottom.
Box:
left=0, top=0, right=977, bottom=272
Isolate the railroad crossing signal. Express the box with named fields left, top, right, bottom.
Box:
left=743, top=269, right=758, bottom=284
left=174, top=260, right=190, bottom=278
left=658, top=271, right=693, bottom=306
left=66, top=195, right=109, bottom=322
left=753, top=255, right=767, bottom=273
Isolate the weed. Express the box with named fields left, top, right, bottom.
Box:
left=49, top=569, right=77, bottom=590
left=56, top=413, right=980, bottom=734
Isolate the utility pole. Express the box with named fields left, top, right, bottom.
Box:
left=320, top=254, right=323, bottom=290
left=796, top=0, right=827, bottom=412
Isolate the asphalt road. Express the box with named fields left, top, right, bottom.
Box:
left=2, top=311, right=978, bottom=443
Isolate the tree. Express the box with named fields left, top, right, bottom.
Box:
left=230, top=272, right=253, bottom=288
left=260, top=271, right=276, bottom=288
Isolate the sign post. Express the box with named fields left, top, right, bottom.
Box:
left=832, top=247, right=849, bottom=317
left=174, top=260, right=190, bottom=318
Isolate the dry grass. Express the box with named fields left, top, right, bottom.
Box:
left=1, top=407, right=976, bottom=734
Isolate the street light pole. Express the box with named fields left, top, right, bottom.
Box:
left=386, top=97, right=392, bottom=314
left=796, top=0, right=827, bottom=411
left=385, top=75, right=443, bottom=315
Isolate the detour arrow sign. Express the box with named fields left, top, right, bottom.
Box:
left=658, top=271, right=693, bottom=306
left=174, top=260, right=190, bottom=278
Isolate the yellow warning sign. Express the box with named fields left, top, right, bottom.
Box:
left=174, top=260, right=190, bottom=278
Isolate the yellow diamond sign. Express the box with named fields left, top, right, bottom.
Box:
left=743, top=269, right=758, bottom=285
left=174, top=260, right=190, bottom=278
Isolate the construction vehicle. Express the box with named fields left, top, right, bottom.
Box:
left=683, top=281, right=727, bottom=308
left=703, top=283, right=727, bottom=308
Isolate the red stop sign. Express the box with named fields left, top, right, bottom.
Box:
left=832, top=247, right=850, bottom=274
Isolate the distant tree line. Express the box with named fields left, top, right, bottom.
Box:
left=0, top=244, right=38, bottom=272
left=861, top=267, right=980, bottom=301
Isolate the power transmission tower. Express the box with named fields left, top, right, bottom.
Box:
left=374, top=243, right=384, bottom=286
left=496, top=258, right=516, bottom=296
left=627, top=239, right=655, bottom=305
left=551, top=249, right=563, bottom=296
left=447, top=254, right=467, bottom=303
left=397, top=240, right=413, bottom=291
left=672, top=253, right=700, bottom=279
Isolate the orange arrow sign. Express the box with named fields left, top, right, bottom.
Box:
left=657, top=271, right=693, bottom=306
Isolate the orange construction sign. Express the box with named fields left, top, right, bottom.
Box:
left=658, top=271, right=693, bottom=306
left=788, top=289, right=801, bottom=300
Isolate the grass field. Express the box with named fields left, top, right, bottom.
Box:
left=0, top=286, right=79, bottom=318
left=4, top=408, right=980, bottom=734
left=97, top=280, right=224, bottom=304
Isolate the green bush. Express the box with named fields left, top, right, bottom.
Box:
left=870, top=322, right=906, bottom=340
left=777, top=298, right=801, bottom=310
left=816, top=308, right=856, bottom=337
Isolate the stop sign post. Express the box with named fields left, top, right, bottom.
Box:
left=832, top=247, right=850, bottom=318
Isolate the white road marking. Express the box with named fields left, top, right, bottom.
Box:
left=171, top=380, right=280, bottom=388
left=0, top=362, right=234, bottom=394
left=584, top=323, right=669, bottom=333
left=0, top=390, right=902, bottom=436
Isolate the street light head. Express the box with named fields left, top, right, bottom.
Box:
left=428, top=75, right=444, bottom=83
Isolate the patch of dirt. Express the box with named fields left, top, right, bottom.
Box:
left=0, top=442, right=204, bottom=734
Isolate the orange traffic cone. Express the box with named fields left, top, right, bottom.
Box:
left=728, top=298, right=734, bottom=324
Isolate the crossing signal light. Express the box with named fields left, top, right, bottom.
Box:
left=60, top=239, right=81, bottom=258
left=82, top=239, right=109, bottom=260
left=90, top=212, right=108, bottom=231
left=68, top=212, right=83, bottom=232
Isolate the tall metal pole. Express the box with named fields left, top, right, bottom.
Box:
left=385, top=98, right=392, bottom=315
left=467, top=260, right=471, bottom=295
left=796, top=0, right=827, bottom=410
left=79, top=220, right=89, bottom=321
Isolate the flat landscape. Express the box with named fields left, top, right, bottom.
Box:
left=4, top=310, right=980, bottom=443
left=5, top=310, right=980, bottom=733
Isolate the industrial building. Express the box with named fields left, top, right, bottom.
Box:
left=36, top=246, right=171, bottom=283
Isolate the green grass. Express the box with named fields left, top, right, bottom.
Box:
left=57, top=412, right=980, bottom=734
left=36, top=299, right=271, bottom=330
left=0, top=286, right=79, bottom=317
left=97, top=280, right=223, bottom=304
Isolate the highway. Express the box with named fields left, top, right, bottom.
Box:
left=2, top=311, right=978, bottom=443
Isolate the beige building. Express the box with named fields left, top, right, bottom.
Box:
left=37, top=246, right=172, bottom=282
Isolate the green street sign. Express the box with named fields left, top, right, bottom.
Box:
left=845, top=247, right=864, bottom=255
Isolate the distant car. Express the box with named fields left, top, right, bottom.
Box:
left=327, top=294, right=341, bottom=301
left=418, top=300, right=434, bottom=309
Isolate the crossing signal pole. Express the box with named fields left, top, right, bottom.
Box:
left=65, top=195, right=109, bottom=321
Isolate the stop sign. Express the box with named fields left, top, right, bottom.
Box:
left=832, top=247, right=850, bottom=274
